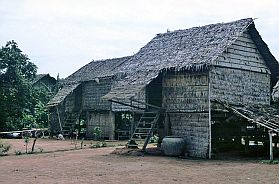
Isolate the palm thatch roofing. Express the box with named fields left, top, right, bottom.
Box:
left=103, top=18, right=279, bottom=100
left=32, top=74, right=55, bottom=85
left=65, top=56, right=131, bottom=84
left=47, top=56, right=131, bottom=107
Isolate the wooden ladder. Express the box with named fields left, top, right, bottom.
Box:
left=62, top=110, right=82, bottom=137
left=127, top=109, right=163, bottom=151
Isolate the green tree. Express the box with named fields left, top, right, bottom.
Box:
left=0, top=40, right=37, bottom=131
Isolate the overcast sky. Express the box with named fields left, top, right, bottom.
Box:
left=0, top=0, right=278, bottom=78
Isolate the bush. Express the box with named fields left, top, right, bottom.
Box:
left=93, top=127, right=103, bottom=141
left=150, top=135, right=159, bottom=143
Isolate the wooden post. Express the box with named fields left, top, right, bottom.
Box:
left=269, top=130, right=273, bottom=162
left=208, top=72, right=212, bottom=159
left=56, top=106, right=62, bottom=132
left=109, top=111, right=115, bottom=140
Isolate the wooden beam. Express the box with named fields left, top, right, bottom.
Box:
left=109, top=99, right=145, bottom=110
left=208, top=71, right=212, bottom=159
left=130, top=98, right=162, bottom=110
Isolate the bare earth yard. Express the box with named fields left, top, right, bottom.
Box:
left=0, top=139, right=278, bottom=184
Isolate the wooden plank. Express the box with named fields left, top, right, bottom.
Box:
left=229, top=44, right=258, bottom=54
left=56, top=106, right=62, bottom=132
left=218, top=55, right=266, bottom=66
left=226, top=48, right=263, bottom=59
left=232, top=42, right=257, bottom=50
left=208, top=71, right=212, bottom=159
left=225, top=51, right=264, bottom=63
left=237, top=36, right=256, bottom=44
left=130, top=98, right=162, bottom=109
left=109, top=99, right=145, bottom=110
left=234, top=39, right=257, bottom=49
left=241, top=31, right=252, bottom=39
left=217, top=58, right=269, bottom=71
left=214, top=62, right=268, bottom=73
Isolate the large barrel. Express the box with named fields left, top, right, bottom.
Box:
left=161, top=136, right=185, bottom=156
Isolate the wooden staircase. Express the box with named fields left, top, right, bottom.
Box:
left=127, top=109, right=164, bottom=151
left=62, top=110, right=82, bottom=137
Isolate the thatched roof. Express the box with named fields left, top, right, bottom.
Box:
left=32, top=74, right=55, bottom=85
left=65, top=56, right=131, bottom=84
left=47, top=56, right=131, bottom=107
left=47, top=83, right=81, bottom=107
left=103, top=18, right=279, bottom=100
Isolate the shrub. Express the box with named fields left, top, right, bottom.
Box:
left=93, top=127, right=102, bottom=141
left=150, top=135, right=159, bottom=143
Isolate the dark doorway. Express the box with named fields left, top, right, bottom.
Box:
left=146, top=75, right=162, bottom=108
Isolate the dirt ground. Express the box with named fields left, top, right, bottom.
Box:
left=0, top=139, right=278, bottom=184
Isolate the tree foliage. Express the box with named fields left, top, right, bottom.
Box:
left=0, top=40, right=37, bottom=131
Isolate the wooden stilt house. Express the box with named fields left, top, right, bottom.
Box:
left=103, top=18, right=279, bottom=158
left=48, top=18, right=278, bottom=158
left=47, top=56, right=147, bottom=139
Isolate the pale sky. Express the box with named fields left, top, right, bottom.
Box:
left=0, top=0, right=278, bottom=78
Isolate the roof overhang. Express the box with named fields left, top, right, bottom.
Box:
left=47, top=83, right=81, bottom=107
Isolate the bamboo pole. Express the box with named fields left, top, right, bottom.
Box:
left=208, top=72, right=212, bottom=159
left=269, top=130, right=273, bottom=162
left=56, top=106, right=62, bottom=132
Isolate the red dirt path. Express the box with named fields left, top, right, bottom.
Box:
left=0, top=139, right=278, bottom=184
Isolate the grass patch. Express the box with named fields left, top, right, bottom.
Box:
left=260, top=160, right=279, bottom=164
left=90, top=141, right=107, bottom=148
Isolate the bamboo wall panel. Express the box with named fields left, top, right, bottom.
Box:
left=169, top=112, right=209, bottom=158
left=111, top=89, right=146, bottom=111
left=65, top=93, right=75, bottom=112
left=210, top=66, right=270, bottom=105
left=82, top=80, right=111, bottom=110
left=86, top=111, right=115, bottom=139
left=162, top=73, right=210, bottom=158
left=49, top=110, right=60, bottom=134
left=162, top=73, right=209, bottom=112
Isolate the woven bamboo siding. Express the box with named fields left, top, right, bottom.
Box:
left=82, top=79, right=112, bottom=110
left=86, top=111, right=115, bottom=139
left=169, top=113, right=209, bottom=158
left=111, top=89, right=146, bottom=111
left=49, top=110, right=60, bottom=134
left=162, top=73, right=209, bottom=112
left=162, top=73, right=210, bottom=158
left=210, top=66, right=270, bottom=105
left=64, top=93, right=75, bottom=112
